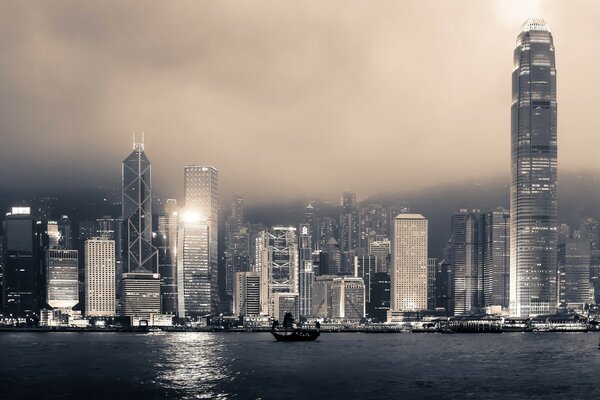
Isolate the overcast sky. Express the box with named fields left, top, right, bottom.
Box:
left=0, top=0, right=598, bottom=203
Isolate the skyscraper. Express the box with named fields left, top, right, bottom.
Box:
left=46, top=249, right=79, bottom=310
left=121, top=137, right=160, bottom=319
left=225, top=195, right=249, bottom=299
left=157, top=199, right=179, bottom=314
left=2, top=207, right=42, bottom=319
left=298, top=223, right=314, bottom=318
left=450, top=209, right=484, bottom=315
left=85, top=238, right=116, bottom=317
left=484, top=207, right=510, bottom=309
left=340, top=191, right=360, bottom=252
left=390, top=214, right=428, bottom=313
left=254, top=227, right=298, bottom=317
left=181, top=166, right=219, bottom=315
left=510, top=19, right=558, bottom=317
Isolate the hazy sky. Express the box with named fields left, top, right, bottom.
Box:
left=1, top=0, right=598, bottom=203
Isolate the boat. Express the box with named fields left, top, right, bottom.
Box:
left=271, top=313, right=320, bottom=342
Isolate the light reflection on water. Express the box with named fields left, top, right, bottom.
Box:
left=153, top=333, right=232, bottom=398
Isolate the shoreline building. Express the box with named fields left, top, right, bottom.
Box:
left=510, top=19, right=558, bottom=317
left=46, top=249, right=79, bottom=311
left=85, top=238, right=115, bottom=317
left=389, top=214, right=428, bottom=320
left=2, top=207, right=41, bottom=319
left=179, top=166, right=219, bottom=316
left=484, top=208, right=510, bottom=309
left=450, top=209, right=484, bottom=316
left=255, top=227, right=299, bottom=317
left=157, top=199, right=179, bottom=314
left=121, top=137, right=160, bottom=320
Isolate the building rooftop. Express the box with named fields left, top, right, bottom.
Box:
left=521, top=18, right=549, bottom=33
left=394, top=213, right=425, bottom=220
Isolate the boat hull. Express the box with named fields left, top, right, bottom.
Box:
left=271, top=330, right=320, bottom=342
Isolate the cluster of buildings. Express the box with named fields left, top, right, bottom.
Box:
left=0, top=19, right=594, bottom=328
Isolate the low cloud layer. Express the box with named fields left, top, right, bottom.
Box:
left=1, top=1, right=598, bottom=203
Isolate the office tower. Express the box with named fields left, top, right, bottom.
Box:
left=510, top=19, right=558, bottom=317
left=558, top=235, right=591, bottom=309
left=340, top=191, right=360, bottom=252
left=47, top=221, right=60, bottom=249
left=319, top=237, right=342, bottom=275
left=273, top=292, right=299, bottom=322
left=183, top=165, right=219, bottom=314
left=121, top=138, right=160, bottom=319
left=427, top=258, right=437, bottom=311
left=318, top=216, right=337, bottom=250
left=303, top=203, right=319, bottom=251
left=0, top=238, right=3, bottom=306
left=390, top=214, right=428, bottom=312
left=96, top=216, right=123, bottom=306
left=484, top=207, right=510, bottom=308
left=367, top=271, right=390, bottom=322
left=311, top=275, right=336, bottom=318
left=369, top=239, right=391, bottom=273
left=254, top=227, right=298, bottom=317
left=177, top=214, right=210, bottom=318
left=157, top=199, right=178, bottom=314
left=450, top=209, right=485, bottom=315
left=435, top=260, right=454, bottom=314
left=330, top=276, right=365, bottom=322
left=57, top=215, right=72, bottom=249
left=225, top=195, right=250, bottom=299
left=46, top=249, right=79, bottom=310
left=298, top=224, right=314, bottom=318
left=85, top=238, right=115, bottom=316
left=233, top=271, right=261, bottom=316
left=2, top=207, right=42, bottom=318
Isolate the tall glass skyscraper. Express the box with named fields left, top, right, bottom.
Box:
left=510, top=19, right=558, bottom=317
left=121, top=137, right=160, bottom=320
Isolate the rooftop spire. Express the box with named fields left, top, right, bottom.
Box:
left=133, top=131, right=144, bottom=151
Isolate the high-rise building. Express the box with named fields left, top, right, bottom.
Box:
left=298, top=224, right=314, bottom=318
left=177, top=215, right=210, bottom=318
left=225, top=195, right=250, bottom=299
left=273, top=292, right=299, bottom=322
left=57, top=215, right=72, bottom=249
left=435, top=260, right=454, bottom=314
left=311, top=275, right=336, bottom=318
left=121, top=137, right=160, bottom=319
left=3, top=207, right=42, bottom=318
left=427, top=258, right=437, bottom=311
left=182, top=166, right=219, bottom=314
left=510, top=19, right=558, bottom=317
left=318, top=216, right=337, bottom=250
left=330, top=276, right=365, bottom=322
left=157, top=199, right=179, bottom=314
left=319, top=237, right=342, bottom=275
left=46, top=249, right=79, bottom=310
left=233, top=271, right=261, bottom=316
left=367, top=271, right=390, bottom=322
left=85, top=238, right=115, bottom=317
left=303, top=203, right=319, bottom=251
left=390, top=214, right=428, bottom=313
left=254, top=227, right=298, bottom=317
left=450, top=209, right=484, bottom=315
left=558, top=235, right=591, bottom=309
left=484, top=207, right=510, bottom=308
left=369, top=239, right=391, bottom=273
left=47, top=221, right=60, bottom=249
left=340, top=191, right=360, bottom=252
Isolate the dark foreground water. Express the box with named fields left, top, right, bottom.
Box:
left=1, top=332, right=599, bottom=399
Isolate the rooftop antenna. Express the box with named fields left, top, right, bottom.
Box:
left=133, top=131, right=144, bottom=151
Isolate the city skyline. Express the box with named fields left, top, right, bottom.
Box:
left=1, top=1, right=600, bottom=203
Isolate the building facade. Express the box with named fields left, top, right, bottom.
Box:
left=510, top=19, right=558, bottom=317
left=85, top=238, right=115, bottom=317
left=390, top=214, right=428, bottom=313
